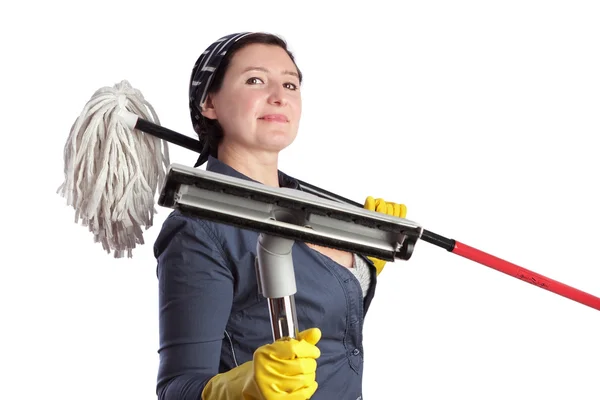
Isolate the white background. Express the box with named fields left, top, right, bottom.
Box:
left=2, top=1, right=599, bottom=399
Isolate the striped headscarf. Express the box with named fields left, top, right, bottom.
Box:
left=189, top=32, right=254, bottom=167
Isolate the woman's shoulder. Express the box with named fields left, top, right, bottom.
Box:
left=156, top=209, right=231, bottom=241
left=155, top=209, right=257, bottom=254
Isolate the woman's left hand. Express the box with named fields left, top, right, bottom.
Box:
left=363, top=196, right=407, bottom=276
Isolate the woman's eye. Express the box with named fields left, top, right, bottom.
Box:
left=246, top=77, right=264, bottom=85
left=284, top=82, right=298, bottom=91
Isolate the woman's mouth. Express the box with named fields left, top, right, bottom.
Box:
left=259, top=114, right=288, bottom=123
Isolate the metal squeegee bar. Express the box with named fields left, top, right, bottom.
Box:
left=158, top=163, right=422, bottom=261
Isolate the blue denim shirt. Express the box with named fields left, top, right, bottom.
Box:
left=154, top=156, right=378, bottom=400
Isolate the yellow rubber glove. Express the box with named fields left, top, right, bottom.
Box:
left=201, top=328, right=322, bottom=400
left=364, top=196, right=407, bottom=276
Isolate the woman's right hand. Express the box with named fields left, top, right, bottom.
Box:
left=247, top=328, right=322, bottom=399
left=202, top=328, right=322, bottom=400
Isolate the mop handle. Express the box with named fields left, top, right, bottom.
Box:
left=124, top=113, right=600, bottom=312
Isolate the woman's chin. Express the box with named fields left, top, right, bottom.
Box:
left=258, top=132, right=297, bottom=152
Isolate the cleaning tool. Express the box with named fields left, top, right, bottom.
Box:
left=57, top=81, right=170, bottom=258
left=117, top=103, right=600, bottom=313
left=58, top=82, right=600, bottom=329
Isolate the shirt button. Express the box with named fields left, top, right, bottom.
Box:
left=352, top=348, right=360, bottom=356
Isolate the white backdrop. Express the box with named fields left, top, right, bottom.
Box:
left=2, top=1, right=599, bottom=399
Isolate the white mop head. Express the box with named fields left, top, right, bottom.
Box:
left=57, top=80, right=170, bottom=258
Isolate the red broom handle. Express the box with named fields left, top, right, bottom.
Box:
left=451, top=240, right=600, bottom=311
left=418, top=229, right=600, bottom=311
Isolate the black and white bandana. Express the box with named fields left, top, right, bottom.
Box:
left=188, top=32, right=254, bottom=166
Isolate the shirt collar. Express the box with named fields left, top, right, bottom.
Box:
left=205, top=155, right=300, bottom=190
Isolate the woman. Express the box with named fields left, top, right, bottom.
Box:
left=154, top=32, right=406, bottom=400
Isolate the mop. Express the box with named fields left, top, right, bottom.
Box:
left=57, top=81, right=600, bottom=338
left=57, top=80, right=170, bottom=258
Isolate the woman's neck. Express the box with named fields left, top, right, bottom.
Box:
left=217, top=144, right=280, bottom=188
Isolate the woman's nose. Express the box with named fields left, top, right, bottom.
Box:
left=267, top=83, right=287, bottom=105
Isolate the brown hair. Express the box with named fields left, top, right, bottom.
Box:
left=196, top=32, right=302, bottom=162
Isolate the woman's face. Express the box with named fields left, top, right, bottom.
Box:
left=202, top=43, right=302, bottom=155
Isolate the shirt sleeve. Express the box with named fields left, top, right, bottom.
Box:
left=153, top=212, right=234, bottom=400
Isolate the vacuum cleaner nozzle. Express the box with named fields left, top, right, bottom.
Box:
left=158, top=163, right=423, bottom=261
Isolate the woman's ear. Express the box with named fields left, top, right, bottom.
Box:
left=201, top=95, right=218, bottom=120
